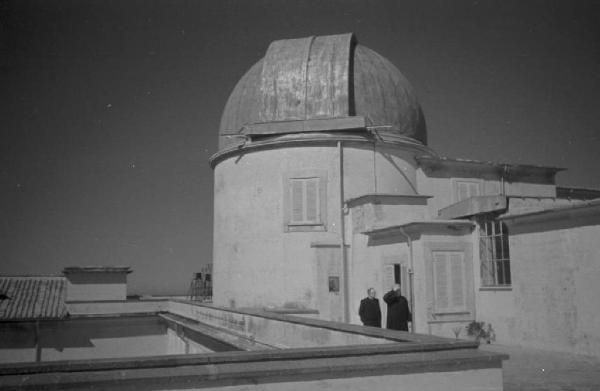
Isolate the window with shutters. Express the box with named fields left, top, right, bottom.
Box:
left=289, top=177, right=320, bottom=224
left=454, top=180, right=481, bottom=202
left=479, top=217, right=511, bottom=286
left=432, top=251, right=467, bottom=314
left=284, top=171, right=327, bottom=232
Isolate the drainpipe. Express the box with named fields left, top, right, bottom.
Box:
left=501, top=164, right=508, bottom=196
left=338, top=141, right=349, bottom=323
left=35, top=320, right=41, bottom=362
left=398, top=227, right=415, bottom=333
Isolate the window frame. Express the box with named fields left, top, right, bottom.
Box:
left=283, top=170, right=328, bottom=232
left=452, top=179, right=482, bottom=203
left=478, top=215, right=511, bottom=287
left=423, top=241, right=475, bottom=323
left=431, top=250, right=468, bottom=315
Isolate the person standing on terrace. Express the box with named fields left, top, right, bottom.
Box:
left=358, top=288, right=382, bottom=327
left=383, top=284, right=411, bottom=331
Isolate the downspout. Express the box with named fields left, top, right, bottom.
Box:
left=35, top=320, right=41, bottom=362
left=338, top=141, right=349, bottom=323
left=398, top=228, right=415, bottom=333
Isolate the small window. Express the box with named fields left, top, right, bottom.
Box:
left=328, top=276, right=340, bottom=293
left=455, top=180, right=480, bottom=202
left=479, top=217, right=511, bottom=286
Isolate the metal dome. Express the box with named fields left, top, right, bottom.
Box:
left=218, top=33, right=426, bottom=150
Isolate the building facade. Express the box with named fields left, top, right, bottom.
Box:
left=210, top=33, right=600, bottom=357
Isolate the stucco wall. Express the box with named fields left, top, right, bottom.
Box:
left=507, top=220, right=600, bottom=356
left=212, top=143, right=418, bottom=313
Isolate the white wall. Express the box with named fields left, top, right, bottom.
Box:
left=506, top=220, right=600, bottom=356
left=212, top=142, right=419, bottom=315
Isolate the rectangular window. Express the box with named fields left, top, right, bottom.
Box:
left=479, top=218, right=511, bottom=286
left=284, top=171, right=327, bottom=232
left=328, top=276, right=340, bottom=293
left=432, top=251, right=467, bottom=314
left=455, top=180, right=481, bottom=202
left=290, top=177, right=320, bottom=224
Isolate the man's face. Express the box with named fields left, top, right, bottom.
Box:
left=368, top=289, right=376, bottom=298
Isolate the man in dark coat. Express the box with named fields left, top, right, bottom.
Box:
left=358, top=288, right=381, bottom=327
left=383, top=283, right=412, bottom=331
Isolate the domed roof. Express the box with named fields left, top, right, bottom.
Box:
left=219, top=33, right=426, bottom=150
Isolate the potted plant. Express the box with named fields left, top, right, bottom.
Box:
left=465, top=321, right=495, bottom=344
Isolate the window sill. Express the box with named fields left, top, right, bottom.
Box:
left=285, top=224, right=326, bottom=232
left=479, top=286, right=512, bottom=292
left=433, top=311, right=470, bottom=316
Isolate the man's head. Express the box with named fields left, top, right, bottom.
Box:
left=393, top=283, right=401, bottom=292
left=367, top=288, right=376, bottom=298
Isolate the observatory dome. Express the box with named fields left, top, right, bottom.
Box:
left=218, top=33, right=426, bottom=150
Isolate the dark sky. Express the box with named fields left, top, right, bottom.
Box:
left=1, top=0, right=599, bottom=294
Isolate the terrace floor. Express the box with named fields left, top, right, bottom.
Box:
left=480, top=344, right=600, bottom=391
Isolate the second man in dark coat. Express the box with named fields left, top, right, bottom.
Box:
left=383, top=284, right=412, bottom=331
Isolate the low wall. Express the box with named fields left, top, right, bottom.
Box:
left=167, top=300, right=391, bottom=348
left=0, top=299, right=507, bottom=390
left=0, top=350, right=504, bottom=391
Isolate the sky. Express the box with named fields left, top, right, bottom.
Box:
left=1, top=0, right=599, bottom=295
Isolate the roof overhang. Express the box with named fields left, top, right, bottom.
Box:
left=346, top=193, right=431, bottom=207
left=209, top=132, right=433, bottom=169
left=499, top=199, right=600, bottom=226
left=416, top=156, right=564, bottom=183
left=228, top=116, right=367, bottom=137
left=438, top=195, right=507, bottom=219
left=363, top=219, right=474, bottom=238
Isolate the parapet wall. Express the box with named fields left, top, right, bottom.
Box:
left=0, top=298, right=508, bottom=391
left=167, top=299, right=391, bottom=348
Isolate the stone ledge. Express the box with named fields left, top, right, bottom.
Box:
left=0, top=349, right=507, bottom=390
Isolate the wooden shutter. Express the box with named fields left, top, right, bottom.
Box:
left=433, top=253, right=449, bottom=311
left=457, top=183, right=470, bottom=202
left=383, top=264, right=395, bottom=293
left=432, top=251, right=466, bottom=314
left=456, top=181, right=480, bottom=201
left=290, top=179, right=304, bottom=223
left=305, top=178, right=319, bottom=222
left=449, top=253, right=465, bottom=309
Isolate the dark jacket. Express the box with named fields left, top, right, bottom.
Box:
left=358, top=297, right=381, bottom=327
left=383, top=290, right=412, bottom=331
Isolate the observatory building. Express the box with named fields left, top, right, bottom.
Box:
left=211, top=33, right=600, bottom=357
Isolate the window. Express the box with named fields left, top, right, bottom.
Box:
left=479, top=217, right=511, bottom=286
left=455, top=180, right=480, bottom=202
left=290, top=177, right=320, bottom=224
left=284, top=171, right=327, bottom=232
left=432, top=251, right=467, bottom=314
left=328, top=276, right=340, bottom=293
